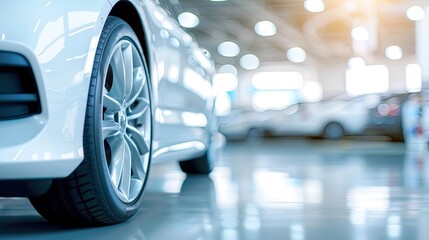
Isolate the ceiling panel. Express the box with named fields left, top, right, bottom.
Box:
left=178, top=0, right=418, bottom=67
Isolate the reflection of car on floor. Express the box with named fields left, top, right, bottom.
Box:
left=366, top=93, right=410, bottom=141
left=0, top=0, right=218, bottom=226
left=221, top=94, right=380, bottom=140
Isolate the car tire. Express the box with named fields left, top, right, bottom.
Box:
left=247, top=128, right=265, bottom=138
left=29, top=16, right=152, bottom=226
left=179, top=152, right=213, bottom=174
left=323, top=122, right=344, bottom=140
left=389, top=134, right=404, bottom=142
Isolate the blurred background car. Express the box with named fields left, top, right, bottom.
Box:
left=221, top=94, right=382, bottom=140
left=219, top=107, right=278, bottom=139
left=365, top=93, right=411, bottom=141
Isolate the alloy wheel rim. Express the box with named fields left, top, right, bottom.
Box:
left=102, top=39, right=151, bottom=203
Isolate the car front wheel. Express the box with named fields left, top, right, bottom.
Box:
left=30, top=16, right=152, bottom=226
left=322, top=122, right=344, bottom=140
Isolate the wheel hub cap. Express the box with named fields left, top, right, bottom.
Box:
left=118, top=109, right=127, bottom=132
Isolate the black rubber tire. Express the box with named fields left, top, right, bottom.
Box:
left=179, top=152, right=213, bottom=175
left=322, top=122, right=344, bottom=140
left=29, top=17, right=152, bottom=226
left=389, top=132, right=404, bottom=142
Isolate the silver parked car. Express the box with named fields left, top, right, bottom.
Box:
left=221, top=94, right=381, bottom=140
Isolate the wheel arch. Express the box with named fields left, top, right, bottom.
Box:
left=323, top=121, right=345, bottom=131
left=108, top=1, right=157, bottom=126
left=109, top=1, right=150, bottom=66
left=322, top=121, right=345, bottom=138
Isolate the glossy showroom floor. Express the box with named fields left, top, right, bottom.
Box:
left=2, top=138, right=429, bottom=240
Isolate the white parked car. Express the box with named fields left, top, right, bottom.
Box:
left=221, top=94, right=380, bottom=140
left=0, top=0, right=218, bottom=226
left=220, top=108, right=278, bottom=139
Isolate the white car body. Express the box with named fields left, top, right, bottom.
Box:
left=264, top=100, right=369, bottom=136
left=0, top=0, right=216, bottom=180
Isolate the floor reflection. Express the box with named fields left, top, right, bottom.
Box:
left=2, top=138, right=429, bottom=239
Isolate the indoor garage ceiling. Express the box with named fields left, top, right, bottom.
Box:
left=177, top=0, right=422, bottom=67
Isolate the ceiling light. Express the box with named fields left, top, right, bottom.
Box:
left=254, top=21, right=277, bottom=37
left=407, top=5, right=426, bottom=21
left=240, top=54, right=260, bottom=70
left=178, top=12, right=199, bottom=28
left=218, top=64, right=238, bottom=75
left=304, top=0, right=325, bottom=13
left=218, top=41, right=240, bottom=57
left=351, top=26, right=370, bottom=41
left=182, top=33, right=193, bottom=46
left=286, top=47, right=307, bottom=63
left=385, top=45, right=402, bottom=60
left=348, top=57, right=365, bottom=68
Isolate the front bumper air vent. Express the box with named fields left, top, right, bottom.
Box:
left=0, top=52, right=41, bottom=120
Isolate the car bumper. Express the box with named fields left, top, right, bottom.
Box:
left=0, top=42, right=85, bottom=180
left=0, top=1, right=112, bottom=180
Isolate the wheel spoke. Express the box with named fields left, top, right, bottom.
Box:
left=127, top=125, right=150, bottom=155
left=110, top=48, right=126, bottom=101
left=122, top=43, right=134, bottom=102
left=126, top=67, right=146, bottom=108
left=103, top=92, right=122, bottom=113
left=102, top=120, right=121, bottom=139
left=129, top=179, right=144, bottom=201
left=108, top=136, right=126, bottom=188
left=127, top=97, right=150, bottom=120
left=125, top=134, right=146, bottom=178
left=119, top=139, right=132, bottom=199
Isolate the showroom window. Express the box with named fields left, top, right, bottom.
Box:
left=252, top=91, right=296, bottom=112
left=251, top=71, right=303, bottom=111
left=345, top=65, right=389, bottom=96
left=213, top=72, right=237, bottom=116
left=406, top=63, right=422, bottom=93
